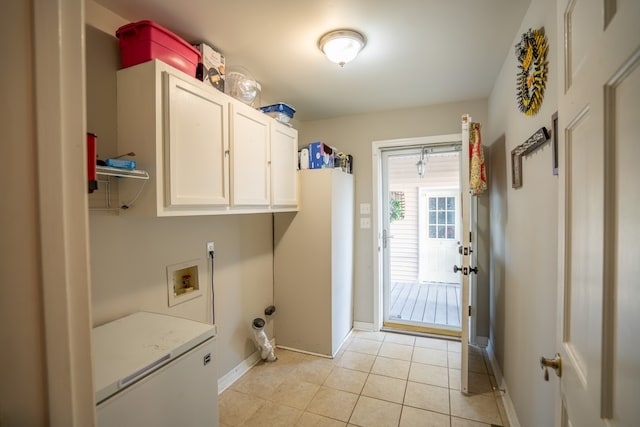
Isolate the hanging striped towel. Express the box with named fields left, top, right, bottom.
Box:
left=469, top=122, right=487, bottom=195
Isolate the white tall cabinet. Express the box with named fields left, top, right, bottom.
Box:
left=274, top=169, right=354, bottom=357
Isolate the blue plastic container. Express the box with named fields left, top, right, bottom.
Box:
left=260, top=103, right=295, bottom=121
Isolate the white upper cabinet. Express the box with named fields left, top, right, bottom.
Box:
left=165, top=73, right=229, bottom=208
left=116, top=60, right=298, bottom=216
left=270, top=122, right=298, bottom=208
left=230, top=101, right=270, bottom=207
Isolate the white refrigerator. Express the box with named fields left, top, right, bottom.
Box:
left=274, top=168, right=354, bottom=357
left=93, top=312, right=218, bottom=426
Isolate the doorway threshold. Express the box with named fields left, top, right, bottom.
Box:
left=382, top=322, right=461, bottom=340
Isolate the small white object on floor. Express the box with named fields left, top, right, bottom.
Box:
left=252, top=318, right=277, bottom=362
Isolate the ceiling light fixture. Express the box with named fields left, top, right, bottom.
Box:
left=318, top=29, right=366, bottom=67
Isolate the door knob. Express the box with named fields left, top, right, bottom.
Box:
left=453, top=265, right=462, bottom=273
left=540, top=353, right=562, bottom=381
left=469, top=266, right=478, bottom=274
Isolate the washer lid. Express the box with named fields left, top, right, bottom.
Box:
left=92, top=311, right=215, bottom=403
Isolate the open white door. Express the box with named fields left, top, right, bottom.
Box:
left=552, top=0, right=640, bottom=425
left=458, top=115, right=472, bottom=394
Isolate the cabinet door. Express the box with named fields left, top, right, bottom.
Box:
left=164, top=73, right=229, bottom=207
left=230, top=102, right=270, bottom=206
left=270, top=123, right=299, bottom=207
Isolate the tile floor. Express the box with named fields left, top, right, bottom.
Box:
left=219, top=330, right=508, bottom=427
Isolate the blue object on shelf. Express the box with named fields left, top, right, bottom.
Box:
left=259, top=103, right=295, bottom=118
left=105, top=158, right=137, bottom=170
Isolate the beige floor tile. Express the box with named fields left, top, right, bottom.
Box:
left=271, top=378, right=321, bottom=409
left=467, top=372, right=493, bottom=395
left=384, top=333, right=416, bottom=346
left=412, top=347, right=448, bottom=367
left=243, top=401, right=303, bottom=427
left=324, top=367, right=368, bottom=394
left=399, top=406, right=450, bottom=427
left=306, top=386, right=359, bottom=422
left=404, top=381, right=450, bottom=415
left=415, top=337, right=448, bottom=351
left=349, top=396, right=402, bottom=427
left=448, top=370, right=494, bottom=395
left=230, top=366, right=286, bottom=397
left=291, top=358, right=335, bottom=384
left=361, top=373, right=407, bottom=404
left=371, top=356, right=411, bottom=379
left=447, top=341, right=462, bottom=353
left=296, top=412, right=348, bottom=426
left=448, top=351, right=461, bottom=369
left=449, top=368, right=461, bottom=390
left=276, top=348, right=310, bottom=364
left=379, top=342, right=414, bottom=361
left=449, top=390, right=502, bottom=425
left=469, top=345, right=484, bottom=358
left=336, top=350, right=376, bottom=372
left=353, top=330, right=387, bottom=342
left=218, top=389, right=267, bottom=426
left=408, top=361, right=449, bottom=388
left=347, top=338, right=383, bottom=355
left=469, top=355, right=488, bottom=374
left=450, top=416, right=492, bottom=427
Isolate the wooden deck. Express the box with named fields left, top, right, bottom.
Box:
left=389, top=281, right=461, bottom=328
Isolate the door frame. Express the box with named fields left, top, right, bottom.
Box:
left=372, top=134, right=470, bottom=334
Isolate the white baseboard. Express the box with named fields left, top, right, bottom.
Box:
left=486, top=341, right=521, bottom=427
left=276, top=329, right=354, bottom=359
left=275, top=345, right=333, bottom=359
left=353, top=321, right=375, bottom=331
left=217, top=338, right=276, bottom=394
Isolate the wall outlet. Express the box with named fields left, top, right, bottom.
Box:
left=207, top=242, right=214, bottom=257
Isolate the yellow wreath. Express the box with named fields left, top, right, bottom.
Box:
left=515, top=28, right=548, bottom=116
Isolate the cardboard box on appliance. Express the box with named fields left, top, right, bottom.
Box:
left=308, top=142, right=335, bottom=169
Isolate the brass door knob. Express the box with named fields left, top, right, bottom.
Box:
left=540, top=353, right=562, bottom=381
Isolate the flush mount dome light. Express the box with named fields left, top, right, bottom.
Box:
left=318, top=29, right=366, bottom=67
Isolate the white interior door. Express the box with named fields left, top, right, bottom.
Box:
left=459, top=116, right=472, bottom=394
left=555, top=0, right=640, bottom=425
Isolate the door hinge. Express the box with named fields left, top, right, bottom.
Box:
left=468, top=305, right=472, bottom=316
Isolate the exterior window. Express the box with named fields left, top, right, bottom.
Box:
left=389, top=191, right=405, bottom=222
left=428, top=196, right=455, bottom=239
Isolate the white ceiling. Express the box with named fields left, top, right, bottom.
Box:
left=95, top=0, right=530, bottom=121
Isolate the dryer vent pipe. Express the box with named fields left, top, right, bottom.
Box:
left=252, top=318, right=277, bottom=362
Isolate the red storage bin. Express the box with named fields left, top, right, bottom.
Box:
left=116, top=20, right=200, bottom=77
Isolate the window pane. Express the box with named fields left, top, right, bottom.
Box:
left=446, top=226, right=455, bottom=239
left=438, top=211, right=446, bottom=224
left=437, top=226, right=445, bottom=238
left=447, top=211, right=455, bottom=224
left=429, top=226, right=436, bottom=238
left=447, top=197, right=455, bottom=210
left=429, top=212, right=436, bottom=224
left=438, top=197, right=446, bottom=209
left=429, top=197, right=436, bottom=210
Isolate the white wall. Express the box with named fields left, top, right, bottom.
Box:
left=485, top=0, right=558, bottom=425
left=299, top=100, right=489, bottom=335
left=86, top=15, right=275, bottom=383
